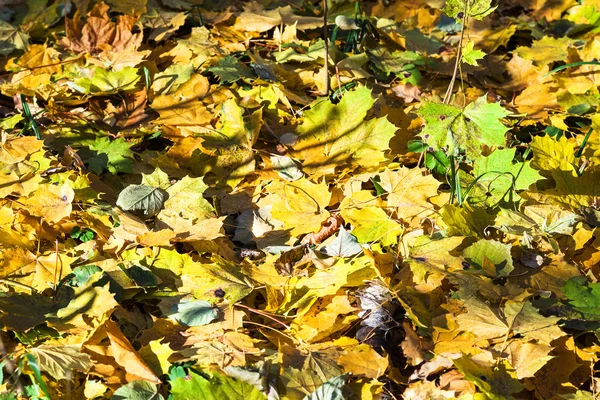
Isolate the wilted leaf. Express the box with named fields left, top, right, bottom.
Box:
left=29, top=345, right=93, bottom=381
left=117, top=184, right=168, bottom=217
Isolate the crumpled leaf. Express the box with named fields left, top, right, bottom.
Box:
left=59, top=2, right=144, bottom=54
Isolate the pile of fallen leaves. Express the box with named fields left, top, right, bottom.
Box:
left=1, top=0, right=600, bottom=398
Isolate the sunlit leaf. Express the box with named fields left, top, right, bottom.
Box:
left=168, top=299, right=218, bottom=327
left=419, top=95, right=510, bottom=158
left=170, top=370, right=266, bottom=400
left=74, top=67, right=141, bottom=94
left=292, top=87, right=397, bottom=176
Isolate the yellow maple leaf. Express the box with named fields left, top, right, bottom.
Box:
left=379, top=167, right=439, bottom=220
left=21, top=183, right=74, bottom=224
left=267, top=178, right=331, bottom=237
left=138, top=340, right=174, bottom=376
left=337, top=343, right=389, bottom=379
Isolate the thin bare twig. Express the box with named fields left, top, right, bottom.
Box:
left=324, top=0, right=330, bottom=97
left=443, top=5, right=469, bottom=104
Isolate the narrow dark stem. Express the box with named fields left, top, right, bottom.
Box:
left=324, top=0, right=330, bottom=97
left=575, top=127, right=593, bottom=158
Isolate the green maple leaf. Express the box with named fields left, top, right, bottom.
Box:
left=462, top=239, right=514, bottom=277
left=443, top=0, right=496, bottom=20
left=73, top=67, right=140, bottom=94
left=563, top=276, right=600, bottom=320
left=170, top=370, right=266, bottom=400
left=461, top=41, right=486, bottom=66
left=418, top=95, right=509, bottom=158
left=87, top=137, right=133, bottom=174
left=207, top=55, right=255, bottom=84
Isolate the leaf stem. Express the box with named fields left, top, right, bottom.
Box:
left=545, top=60, right=600, bottom=77
left=575, top=127, right=593, bottom=158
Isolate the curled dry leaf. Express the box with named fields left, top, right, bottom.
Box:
left=301, top=214, right=345, bottom=245
left=391, top=82, right=422, bottom=103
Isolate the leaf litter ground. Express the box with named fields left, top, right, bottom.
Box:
left=1, top=0, right=600, bottom=399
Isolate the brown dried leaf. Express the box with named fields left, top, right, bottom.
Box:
left=60, top=2, right=143, bottom=54
left=301, top=215, right=344, bottom=245
left=391, top=82, right=422, bottom=103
